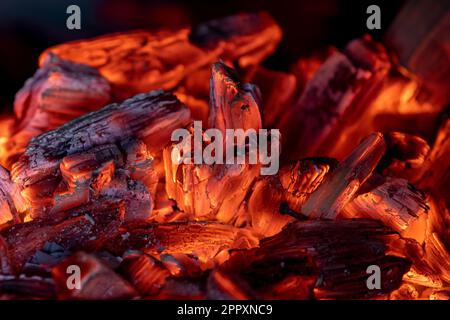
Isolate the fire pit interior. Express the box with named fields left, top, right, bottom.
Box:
left=0, top=0, right=449, bottom=300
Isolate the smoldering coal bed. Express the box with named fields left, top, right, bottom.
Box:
left=0, top=6, right=449, bottom=300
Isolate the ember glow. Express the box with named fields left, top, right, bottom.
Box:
left=0, top=8, right=449, bottom=301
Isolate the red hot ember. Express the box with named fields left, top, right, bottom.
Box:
left=0, top=10, right=449, bottom=300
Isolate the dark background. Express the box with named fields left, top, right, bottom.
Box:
left=0, top=0, right=404, bottom=110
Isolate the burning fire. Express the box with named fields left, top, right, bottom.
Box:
left=0, top=11, right=449, bottom=300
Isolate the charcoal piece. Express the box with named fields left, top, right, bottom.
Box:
left=103, top=222, right=258, bottom=266
left=208, top=61, right=262, bottom=136
left=302, top=133, right=386, bottom=219
left=1, top=54, right=110, bottom=167
left=217, top=219, right=411, bottom=299
left=11, top=90, right=190, bottom=188
left=164, top=62, right=265, bottom=226
left=344, top=177, right=429, bottom=242
left=52, top=252, right=137, bottom=299
left=247, top=158, right=335, bottom=237
left=418, top=110, right=450, bottom=205
left=41, top=12, right=281, bottom=100
left=0, top=203, right=124, bottom=273
left=280, top=36, right=390, bottom=160
left=120, top=251, right=170, bottom=296
left=189, top=12, right=282, bottom=68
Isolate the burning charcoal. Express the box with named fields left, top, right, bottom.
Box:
left=418, top=110, right=450, bottom=205
left=280, top=35, right=390, bottom=160
left=250, top=67, right=298, bottom=128
left=52, top=252, right=137, bottom=299
left=41, top=12, right=281, bottom=100
left=164, top=62, right=267, bottom=226
left=119, top=251, right=204, bottom=298
left=46, top=145, right=122, bottom=217
left=208, top=62, right=262, bottom=135
left=247, top=158, right=335, bottom=237
left=0, top=275, right=56, bottom=299
left=190, top=12, right=282, bottom=68
left=1, top=54, right=110, bottom=167
left=39, top=30, right=216, bottom=100
left=18, top=137, right=158, bottom=223
left=11, top=90, right=190, bottom=189
left=385, top=0, right=450, bottom=108
left=0, top=165, right=26, bottom=226
left=104, top=222, right=258, bottom=267
left=377, top=132, right=430, bottom=181
left=146, top=222, right=258, bottom=264
left=0, top=203, right=124, bottom=273
left=302, top=133, right=386, bottom=219
left=343, top=178, right=429, bottom=242
left=164, top=144, right=261, bottom=225
left=398, top=198, right=450, bottom=289
left=120, top=251, right=170, bottom=296
left=216, top=219, right=410, bottom=299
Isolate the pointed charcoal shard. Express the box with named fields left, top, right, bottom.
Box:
left=11, top=90, right=190, bottom=189
left=208, top=61, right=262, bottom=135
left=164, top=62, right=264, bottom=226
left=190, top=12, right=282, bottom=69
left=218, top=219, right=410, bottom=299
left=52, top=252, right=137, bottom=300
left=343, top=177, right=429, bottom=242
left=2, top=54, right=110, bottom=167
left=302, top=132, right=386, bottom=219
left=40, top=13, right=281, bottom=100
